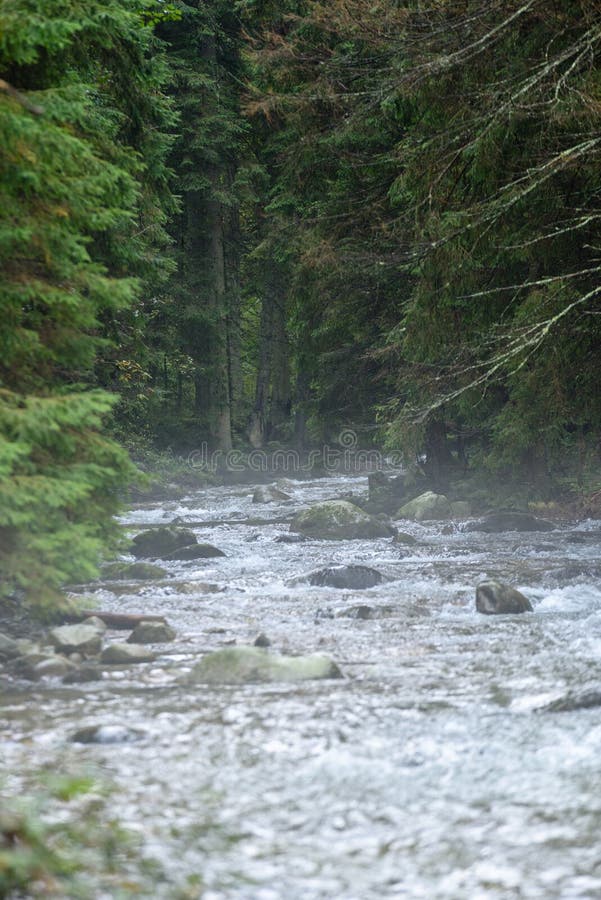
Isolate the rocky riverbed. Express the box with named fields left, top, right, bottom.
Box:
left=3, top=473, right=601, bottom=898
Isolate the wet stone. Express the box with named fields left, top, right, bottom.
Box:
left=101, top=643, right=157, bottom=664
left=48, top=625, right=103, bottom=656
left=63, top=664, right=103, bottom=684
left=466, top=511, right=555, bottom=533
left=162, top=543, right=226, bottom=561
left=253, top=633, right=271, bottom=647
left=0, top=632, right=20, bottom=661
left=290, top=500, right=393, bottom=540
left=101, top=562, right=167, bottom=581
left=305, top=565, right=386, bottom=590
left=252, top=485, right=292, bottom=503
left=127, top=621, right=176, bottom=644
left=32, top=657, right=77, bottom=679
left=71, top=725, right=145, bottom=744
left=131, top=526, right=198, bottom=559
left=476, top=580, right=533, bottom=615
left=183, top=646, right=343, bottom=685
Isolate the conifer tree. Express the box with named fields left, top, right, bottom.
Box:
left=0, top=0, right=175, bottom=608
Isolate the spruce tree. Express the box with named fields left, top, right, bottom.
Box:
left=0, top=0, right=175, bottom=608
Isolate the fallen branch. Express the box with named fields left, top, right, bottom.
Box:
left=0, top=79, right=44, bottom=116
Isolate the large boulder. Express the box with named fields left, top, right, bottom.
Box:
left=48, top=625, right=103, bottom=656
left=290, top=500, right=392, bottom=540
left=252, top=485, right=292, bottom=504
left=183, top=646, right=343, bottom=685
left=466, top=511, right=555, bottom=533
left=396, top=491, right=452, bottom=521
left=303, top=565, right=385, bottom=590
left=131, top=527, right=198, bottom=559
left=475, top=580, right=533, bottom=615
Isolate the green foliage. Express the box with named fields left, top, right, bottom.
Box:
left=0, top=0, right=174, bottom=608
left=0, top=772, right=154, bottom=898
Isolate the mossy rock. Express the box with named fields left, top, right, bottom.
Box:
left=101, top=562, right=167, bottom=581
left=131, top=527, right=197, bottom=559
left=396, top=491, right=452, bottom=521
left=183, top=646, right=343, bottom=685
left=290, top=500, right=392, bottom=540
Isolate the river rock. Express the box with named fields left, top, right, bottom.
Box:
left=82, top=616, right=107, bottom=634
left=0, top=632, right=21, bottom=661
left=539, top=690, right=601, bottom=713
left=48, top=625, right=103, bottom=656
left=396, top=491, right=452, bottom=521
left=305, top=565, right=386, bottom=589
left=127, top=621, right=176, bottom=644
left=252, top=484, right=292, bottom=503
left=183, top=646, right=343, bottom=685
left=162, top=543, right=226, bottom=561
left=32, top=656, right=77, bottom=680
left=101, top=643, right=157, bottom=664
left=253, top=633, right=271, bottom=647
left=71, top=724, right=145, bottom=744
left=392, top=531, right=418, bottom=546
left=290, top=500, right=392, bottom=540
left=275, top=533, right=307, bottom=544
left=101, top=562, right=167, bottom=581
left=475, top=580, right=533, bottom=615
left=131, top=526, right=198, bottom=559
left=63, top=664, right=103, bottom=684
left=466, top=511, right=555, bottom=533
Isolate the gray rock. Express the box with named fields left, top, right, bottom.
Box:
left=396, top=491, right=452, bottom=521
left=466, top=511, right=555, bottom=533
left=539, top=690, right=601, bottom=713
left=392, top=531, right=418, bottom=546
left=339, top=604, right=396, bottom=619
left=305, top=565, right=385, bottom=590
left=252, top=485, right=292, bottom=503
left=32, top=657, right=77, bottom=679
left=101, top=643, right=156, bottom=664
left=275, top=533, right=306, bottom=544
left=290, top=500, right=392, bottom=540
left=0, top=632, right=20, bottom=661
left=127, top=621, right=176, bottom=644
left=162, top=543, right=225, bottom=561
left=183, top=646, right=343, bottom=685
left=253, top=633, right=271, bottom=647
left=63, top=665, right=103, bottom=684
left=71, top=725, right=144, bottom=744
left=82, top=616, right=107, bottom=634
left=131, top=527, right=198, bottom=559
left=476, top=580, right=533, bottom=615
left=101, top=562, right=167, bottom=581
left=48, top=625, right=103, bottom=656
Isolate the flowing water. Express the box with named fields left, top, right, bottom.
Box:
left=3, top=475, right=601, bottom=898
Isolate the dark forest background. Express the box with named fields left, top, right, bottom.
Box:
left=2, top=0, right=601, bottom=604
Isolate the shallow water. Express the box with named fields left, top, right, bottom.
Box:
left=3, top=475, right=601, bottom=898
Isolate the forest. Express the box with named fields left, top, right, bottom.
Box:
left=2, top=0, right=601, bottom=606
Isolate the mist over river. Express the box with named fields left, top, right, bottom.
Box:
left=3, top=474, right=601, bottom=898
